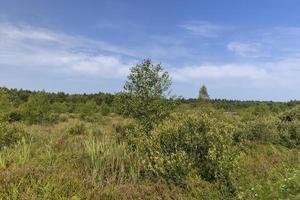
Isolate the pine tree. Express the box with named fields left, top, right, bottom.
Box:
left=199, top=85, right=210, bottom=100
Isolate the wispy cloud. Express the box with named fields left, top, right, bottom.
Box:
left=179, top=21, right=231, bottom=37
left=227, top=26, right=300, bottom=59
left=227, top=42, right=264, bottom=57
left=170, top=64, right=267, bottom=81
left=170, top=55, right=300, bottom=92
left=2, top=21, right=300, bottom=100
left=0, top=22, right=136, bottom=79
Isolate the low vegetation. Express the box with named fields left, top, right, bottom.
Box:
left=1, top=59, right=300, bottom=199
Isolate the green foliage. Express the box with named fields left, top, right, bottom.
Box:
left=118, top=111, right=237, bottom=194
left=0, top=122, right=27, bottom=150
left=279, top=105, right=300, bottom=122
left=2, top=86, right=300, bottom=199
left=149, top=113, right=237, bottom=186
left=51, top=102, right=69, bottom=113
left=275, top=106, right=300, bottom=148
left=124, top=59, right=171, bottom=98
left=100, top=103, right=110, bottom=116
left=251, top=103, right=271, bottom=116
left=277, top=121, right=300, bottom=148
left=76, top=100, right=99, bottom=120
left=0, top=89, right=22, bottom=112
left=1, top=110, right=22, bottom=123
left=236, top=117, right=280, bottom=144
left=111, top=92, right=129, bottom=115
left=20, top=92, right=55, bottom=124
left=122, top=95, right=175, bottom=131
left=121, top=59, right=174, bottom=131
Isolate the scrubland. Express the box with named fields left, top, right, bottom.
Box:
left=1, top=60, right=300, bottom=199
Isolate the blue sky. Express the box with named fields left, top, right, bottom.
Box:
left=1, top=0, right=300, bottom=100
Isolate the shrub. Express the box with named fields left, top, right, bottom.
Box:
left=237, top=117, right=280, bottom=144
left=279, top=105, right=300, bottom=122
left=20, top=93, right=53, bottom=124
left=0, top=91, right=15, bottom=113
left=76, top=100, right=99, bottom=120
left=100, top=103, right=110, bottom=116
left=120, top=112, right=238, bottom=192
left=156, top=113, right=236, bottom=181
left=276, top=106, right=300, bottom=148
left=277, top=121, right=300, bottom=148
left=51, top=102, right=69, bottom=113
left=68, top=123, right=87, bottom=135
left=0, top=110, right=22, bottom=123
left=115, top=94, right=175, bottom=132
left=0, top=122, right=27, bottom=150
left=3, top=110, right=22, bottom=123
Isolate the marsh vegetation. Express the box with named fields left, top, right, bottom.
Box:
left=1, top=60, right=300, bottom=199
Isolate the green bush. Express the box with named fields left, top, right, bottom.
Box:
left=115, top=94, right=175, bottom=132
left=275, top=107, right=300, bottom=148
left=51, top=102, right=69, bottom=113
left=236, top=117, right=280, bottom=144
left=20, top=93, right=54, bottom=124
left=277, top=121, right=300, bottom=148
left=115, top=122, right=136, bottom=140
left=68, top=123, right=87, bottom=135
left=100, top=103, right=110, bottom=116
left=0, top=91, right=16, bottom=113
left=279, top=105, right=300, bottom=122
left=112, top=92, right=129, bottom=115
left=76, top=100, right=99, bottom=119
left=120, top=112, right=238, bottom=192
left=0, top=110, right=22, bottom=123
left=0, top=122, right=27, bottom=149
left=156, top=113, right=236, bottom=181
left=4, top=110, right=22, bottom=123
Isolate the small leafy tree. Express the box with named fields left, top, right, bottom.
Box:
left=123, top=59, right=174, bottom=132
left=20, top=92, right=53, bottom=124
left=124, top=59, right=171, bottom=98
left=199, top=85, right=210, bottom=100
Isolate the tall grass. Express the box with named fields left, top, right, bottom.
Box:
left=0, top=148, right=9, bottom=168
left=17, top=137, right=31, bottom=166
left=0, top=137, right=31, bottom=168
left=83, top=135, right=140, bottom=185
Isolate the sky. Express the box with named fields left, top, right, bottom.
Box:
left=1, top=0, right=300, bottom=101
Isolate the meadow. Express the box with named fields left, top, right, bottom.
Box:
left=1, top=60, right=300, bottom=199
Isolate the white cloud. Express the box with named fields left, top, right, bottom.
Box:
left=170, top=55, right=300, bottom=93
left=2, top=22, right=300, bottom=100
left=179, top=21, right=231, bottom=37
left=227, top=27, right=300, bottom=58
left=0, top=22, right=135, bottom=78
left=170, top=64, right=267, bottom=81
left=227, top=42, right=263, bottom=57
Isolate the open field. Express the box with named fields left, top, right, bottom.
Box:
left=1, top=86, right=300, bottom=199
